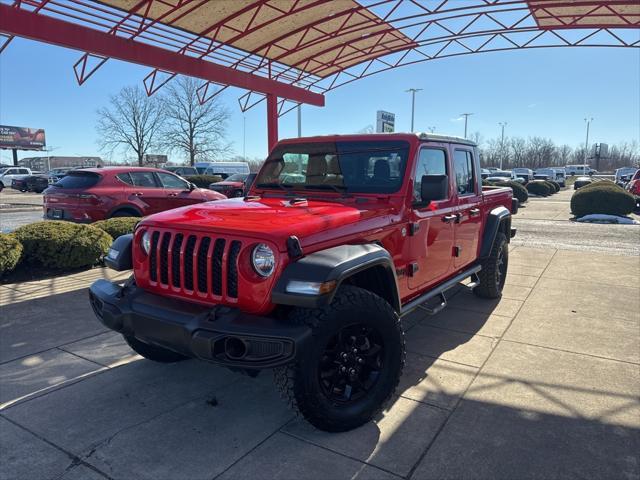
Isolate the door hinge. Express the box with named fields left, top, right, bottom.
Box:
left=453, top=246, right=462, bottom=257
left=409, top=222, right=420, bottom=236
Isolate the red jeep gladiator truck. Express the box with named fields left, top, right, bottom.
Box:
left=89, top=133, right=516, bottom=432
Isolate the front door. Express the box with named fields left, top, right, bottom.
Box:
left=453, top=148, right=482, bottom=268
left=155, top=172, right=203, bottom=208
left=408, top=146, right=456, bottom=290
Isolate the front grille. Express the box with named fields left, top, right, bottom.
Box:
left=148, top=230, right=242, bottom=301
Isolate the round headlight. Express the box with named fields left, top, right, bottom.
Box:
left=252, top=244, right=275, bottom=277
left=141, top=231, right=151, bottom=255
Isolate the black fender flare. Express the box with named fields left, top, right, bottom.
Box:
left=479, top=206, right=512, bottom=259
left=271, top=243, right=400, bottom=312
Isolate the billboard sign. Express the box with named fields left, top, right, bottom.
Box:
left=376, top=111, right=395, bottom=133
left=0, top=125, right=46, bottom=150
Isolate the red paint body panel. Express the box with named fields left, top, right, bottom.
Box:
left=43, top=167, right=225, bottom=223
left=132, top=134, right=513, bottom=315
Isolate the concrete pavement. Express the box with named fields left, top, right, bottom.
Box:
left=511, top=189, right=640, bottom=255
left=1, top=190, right=639, bottom=480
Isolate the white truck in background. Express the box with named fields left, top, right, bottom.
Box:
left=0, top=167, right=32, bottom=192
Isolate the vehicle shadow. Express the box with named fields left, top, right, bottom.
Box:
left=2, top=282, right=638, bottom=479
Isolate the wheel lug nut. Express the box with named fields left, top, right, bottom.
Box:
left=357, top=357, right=364, bottom=364
left=340, top=366, right=346, bottom=373
left=352, top=348, right=358, bottom=354
left=349, top=368, right=357, bottom=375
left=341, top=353, right=348, bottom=360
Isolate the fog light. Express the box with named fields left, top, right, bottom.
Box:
left=285, top=280, right=337, bottom=295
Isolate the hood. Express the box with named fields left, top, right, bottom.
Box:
left=140, top=196, right=364, bottom=247
left=211, top=180, right=243, bottom=187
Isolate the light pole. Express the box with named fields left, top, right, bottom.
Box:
left=460, top=113, right=474, bottom=138
left=405, top=88, right=423, bottom=132
left=427, top=126, right=436, bottom=133
left=584, top=117, right=593, bottom=168
left=242, top=115, right=246, bottom=161
left=297, top=103, right=302, bottom=138
left=499, top=122, right=507, bottom=170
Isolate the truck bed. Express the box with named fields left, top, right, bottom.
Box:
left=482, top=185, right=515, bottom=213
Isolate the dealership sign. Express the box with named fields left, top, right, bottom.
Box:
left=376, top=111, right=395, bottom=133
left=0, top=125, right=46, bottom=150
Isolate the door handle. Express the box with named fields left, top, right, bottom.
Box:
left=442, top=214, right=458, bottom=223
left=133, top=192, right=144, bottom=197
left=469, top=208, right=481, bottom=217
left=167, top=193, right=177, bottom=197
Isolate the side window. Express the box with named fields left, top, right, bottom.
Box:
left=157, top=172, right=188, bottom=189
left=454, top=150, right=475, bottom=195
left=19, top=169, right=29, bottom=174
left=7, top=169, right=18, bottom=175
left=129, top=171, right=158, bottom=188
left=413, top=148, right=447, bottom=202
left=116, top=173, right=133, bottom=185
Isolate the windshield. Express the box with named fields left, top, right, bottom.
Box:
left=0, top=168, right=7, bottom=175
left=492, top=172, right=511, bottom=178
left=255, top=141, right=410, bottom=194
left=226, top=173, right=248, bottom=182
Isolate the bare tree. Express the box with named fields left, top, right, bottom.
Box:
left=96, top=86, right=165, bottom=166
left=161, top=76, right=231, bottom=165
left=509, top=137, right=526, bottom=168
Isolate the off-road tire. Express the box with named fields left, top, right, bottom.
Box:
left=274, top=285, right=405, bottom=432
left=124, top=335, right=188, bottom=363
left=474, top=231, right=508, bottom=299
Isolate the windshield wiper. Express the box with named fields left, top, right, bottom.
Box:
left=303, top=184, right=349, bottom=196
left=255, top=182, right=298, bottom=196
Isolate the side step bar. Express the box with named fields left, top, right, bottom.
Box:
left=400, top=265, right=482, bottom=317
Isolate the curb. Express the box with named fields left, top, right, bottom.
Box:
left=0, top=206, right=43, bottom=214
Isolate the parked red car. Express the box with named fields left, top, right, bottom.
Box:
left=44, top=167, right=225, bottom=223
left=625, top=169, right=640, bottom=195
left=208, top=173, right=256, bottom=198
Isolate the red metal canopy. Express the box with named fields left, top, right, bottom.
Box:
left=0, top=0, right=638, bottom=151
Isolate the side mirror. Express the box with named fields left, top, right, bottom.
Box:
left=420, top=174, right=448, bottom=205
left=188, top=182, right=196, bottom=191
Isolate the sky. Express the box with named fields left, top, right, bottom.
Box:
left=0, top=36, right=639, bottom=165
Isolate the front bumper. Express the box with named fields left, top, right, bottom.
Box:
left=89, top=279, right=311, bottom=370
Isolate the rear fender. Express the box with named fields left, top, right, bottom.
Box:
left=107, top=203, right=144, bottom=218
left=479, top=206, right=511, bottom=259
left=271, top=244, right=400, bottom=313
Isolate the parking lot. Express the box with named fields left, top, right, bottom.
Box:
left=1, top=189, right=638, bottom=480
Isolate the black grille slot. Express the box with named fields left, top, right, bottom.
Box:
left=184, top=235, right=197, bottom=291
left=149, top=231, right=160, bottom=282
left=227, top=241, right=241, bottom=298
left=212, top=239, right=226, bottom=296
left=171, top=233, right=183, bottom=288
left=160, top=233, right=171, bottom=285
left=197, top=237, right=211, bottom=293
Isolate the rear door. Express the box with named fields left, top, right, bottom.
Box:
left=125, top=171, right=168, bottom=214
left=453, top=147, right=482, bottom=268
left=407, top=145, right=456, bottom=290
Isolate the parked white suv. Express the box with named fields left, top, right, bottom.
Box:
left=0, top=167, right=32, bottom=192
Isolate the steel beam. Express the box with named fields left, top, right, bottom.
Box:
left=266, top=94, right=278, bottom=152
left=0, top=4, right=324, bottom=107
